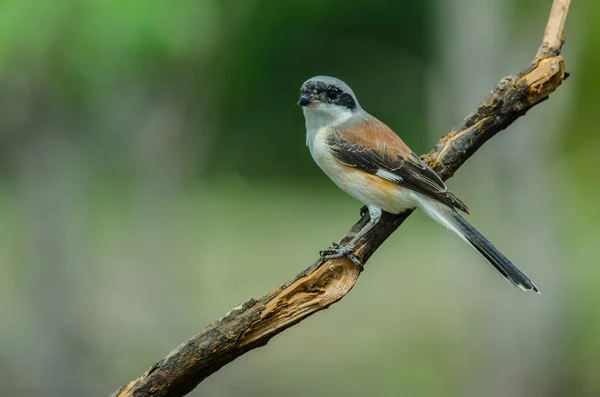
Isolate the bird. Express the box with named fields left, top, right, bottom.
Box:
left=298, top=75, right=539, bottom=293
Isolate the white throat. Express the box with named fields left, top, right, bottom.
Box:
left=303, top=105, right=354, bottom=151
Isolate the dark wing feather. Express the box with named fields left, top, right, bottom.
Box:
left=327, top=132, right=469, bottom=213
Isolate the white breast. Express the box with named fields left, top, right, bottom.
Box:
left=307, top=127, right=418, bottom=214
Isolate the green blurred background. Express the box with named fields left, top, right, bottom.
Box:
left=0, top=0, right=598, bottom=396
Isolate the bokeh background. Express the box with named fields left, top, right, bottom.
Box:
left=0, top=0, right=597, bottom=396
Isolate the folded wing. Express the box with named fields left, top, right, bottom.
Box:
left=327, top=118, right=469, bottom=214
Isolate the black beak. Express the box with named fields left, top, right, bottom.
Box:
left=297, top=94, right=311, bottom=106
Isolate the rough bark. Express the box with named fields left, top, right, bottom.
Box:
left=112, top=1, right=571, bottom=396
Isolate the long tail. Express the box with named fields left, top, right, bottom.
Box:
left=451, top=214, right=539, bottom=293
left=417, top=197, right=540, bottom=293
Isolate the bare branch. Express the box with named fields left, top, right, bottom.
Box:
left=537, top=0, right=570, bottom=58
left=111, top=1, right=570, bottom=396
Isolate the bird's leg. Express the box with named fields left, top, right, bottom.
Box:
left=320, top=205, right=382, bottom=267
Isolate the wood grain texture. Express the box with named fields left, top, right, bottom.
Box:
left=111, top=1, right=570, bottom=396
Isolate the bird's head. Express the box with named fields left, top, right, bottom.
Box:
left=298, top=76, right=360, bottom=125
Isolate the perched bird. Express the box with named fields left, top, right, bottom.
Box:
left=298, top=75, right=539, bottom=293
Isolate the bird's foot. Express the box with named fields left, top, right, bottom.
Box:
left=320, top=242, right=363, bottom=268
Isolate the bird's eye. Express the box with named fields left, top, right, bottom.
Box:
left=326, top=88, right=339, bottom=100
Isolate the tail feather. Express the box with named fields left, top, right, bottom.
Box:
left=413, top=193, right=540, bottom=293
left=451, top=213, right=539, bottom=293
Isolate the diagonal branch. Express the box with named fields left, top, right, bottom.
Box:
left=112, top=1, right=570, bottom=396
